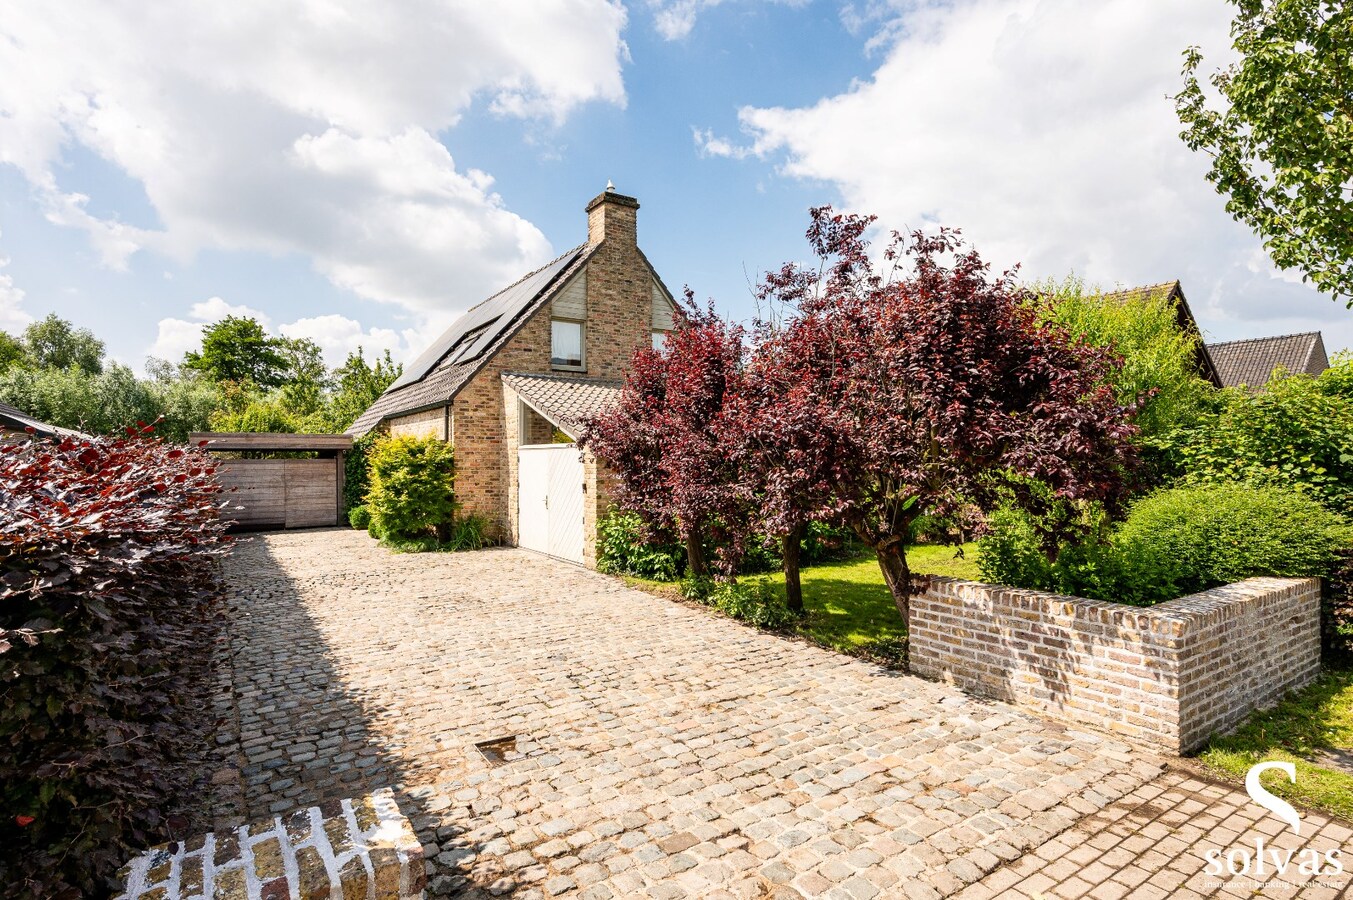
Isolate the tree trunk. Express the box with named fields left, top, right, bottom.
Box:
left=874, top=544, right=912, bottom=622
left=685, top=529, right=709, bottom=580
left=782, top=523, right=805, bottom=614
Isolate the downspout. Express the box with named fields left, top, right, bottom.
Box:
left=443, top=403, right=451, bottom=443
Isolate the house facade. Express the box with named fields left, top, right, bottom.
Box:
left=348, top=188, right=676, bottom=565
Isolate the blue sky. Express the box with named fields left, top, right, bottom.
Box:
left=1, top=0, right=1349, bottom=374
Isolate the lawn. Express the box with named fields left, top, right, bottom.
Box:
left=626, top=543, right=980, bottom=666
left=1197, top=664, right=1353, bottom=820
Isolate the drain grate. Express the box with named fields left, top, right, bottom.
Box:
left=474, top=735, right=521, bottom=766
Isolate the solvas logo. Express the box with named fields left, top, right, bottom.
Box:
left=1202, top=762, right=1343, bottom=880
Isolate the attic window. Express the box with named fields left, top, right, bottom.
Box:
left=551, top=319, right=584, bottom=370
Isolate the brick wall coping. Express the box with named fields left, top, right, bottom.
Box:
left=115, top=788, right=425, bottom=900
left=924, top=574, right=1316, bottom=640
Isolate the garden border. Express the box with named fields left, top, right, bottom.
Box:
left=909, top=576, right=1322, bottom=753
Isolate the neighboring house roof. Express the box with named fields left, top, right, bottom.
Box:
left=502, top=372, right=624, bottom=439
left=1206, top=331, right=1329, bottom=389
left=347, top=244, right=595, bottom=435
left=1099, top=280, right=1223, bottom=388
left=0, top=400, right=89, bottom=439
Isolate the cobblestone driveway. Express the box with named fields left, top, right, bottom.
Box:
left=209, top=529, right=1165, bottom=899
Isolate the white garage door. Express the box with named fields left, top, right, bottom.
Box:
left=518, top=444, right=585, bottom=565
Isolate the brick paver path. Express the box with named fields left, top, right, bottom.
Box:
left=956, top=769, right=1353, bottom=899
left=208, top=530, right=1348, bottom=899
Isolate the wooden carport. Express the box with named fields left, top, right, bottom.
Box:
left=190, top=432, right=351, bottom=530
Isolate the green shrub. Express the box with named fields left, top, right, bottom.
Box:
left=445, top=514, right=492, bottom=552
left=680, top=573, right=713, bottom=601
left=706, top=580, right=798, bottom=629
left=801, top=520, right=857, bottom=563
left=1158, top=357, right=1353, bottom=510
left=981, top=483, right=1351, bottom=607
left=366, top=435, right=457, bottom=543
left=348, top=503, right=371, bottom=530
left=1324, top=549, right=1353, bottom=660
left=1113, top=483, right=1350, bottom=604
left=596, top=510, right=685, bottom=581
left=977, top=505, right=1055, bottom=592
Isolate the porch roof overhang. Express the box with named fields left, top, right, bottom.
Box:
left=502, top=372, right=623, bottom=440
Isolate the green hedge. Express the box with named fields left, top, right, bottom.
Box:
left=980, top=483, right=1350, bottom=608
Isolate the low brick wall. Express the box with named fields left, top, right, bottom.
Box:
left=116, top=788, right=425, bottom=900
left=910, top=576, right=1322, bottom=753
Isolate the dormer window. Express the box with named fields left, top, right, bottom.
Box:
left=551, top=319, right=584, bottom=370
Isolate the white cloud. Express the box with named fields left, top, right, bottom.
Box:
left=0, top=242, right=30, bottom=333
left=279, top=315, right=404, bottom=369
left=711, top=0, right=1353, bottom=352
left=648, top=0, right=808, bottom=41
left=0, top=0, right=628, bottom=319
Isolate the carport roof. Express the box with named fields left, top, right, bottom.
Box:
left=502, top=372, right=624, bottom=439
left=0, top=400, right=89, bottom=439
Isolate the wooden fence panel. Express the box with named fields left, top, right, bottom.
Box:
left=215, top=458, right=339, bottom=529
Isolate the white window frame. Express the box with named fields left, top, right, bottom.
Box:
left=551, top=318, right=586, bottom=372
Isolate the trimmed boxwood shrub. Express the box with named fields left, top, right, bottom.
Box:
left=348, top=503, right=371, bottom=531
left=980, top=483, right=1350, bottom=607
left=366, top=435, right=457, bottom=543
left=0, top=432, right=229, bottom=897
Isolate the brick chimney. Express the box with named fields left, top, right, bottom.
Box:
left=586, top=186, right=639, bottom=247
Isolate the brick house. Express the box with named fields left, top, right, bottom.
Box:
left=347, top=188, right=677, bottom=566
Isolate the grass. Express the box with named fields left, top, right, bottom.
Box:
left=1197, top=662, right=1353, bottom=820
left=624, top=543, right=980, bottom=667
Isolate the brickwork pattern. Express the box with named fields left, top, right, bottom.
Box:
left=388, top=406, right=448, bottom=441
left=209, top=530, right=1165, bottom=899
left=955, top=769, right=1352, bottom=899
left=910, top=577, right=1323, bottom=753
left=117, top=788, right=425, bottom=900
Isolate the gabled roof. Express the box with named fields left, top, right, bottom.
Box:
left=1206, top=331, right=1329, bottom=389
left=502, top=372, right=624, bottom=439
left=1099, top=280, right=1223, bottom=387
left=0, top=401, right=89, bottom=439
left=347, top=245, right=594, bottom=436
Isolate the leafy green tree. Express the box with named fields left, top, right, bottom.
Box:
left=0, top=331, right=24, bottom=373
left=22, top=313, right=104, bottom=374
left=1035, top=277, right=1219, bottom=472
left=183, top=316, right=288, bottom=386
left=1176, top=0, right=1353, bottom=304
left=0, top=363, right=155, bottom=433
left=325, top=347, right=401, bottom=432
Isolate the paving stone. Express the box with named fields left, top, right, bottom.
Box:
left=208, top=531, right=1173, bottom=899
